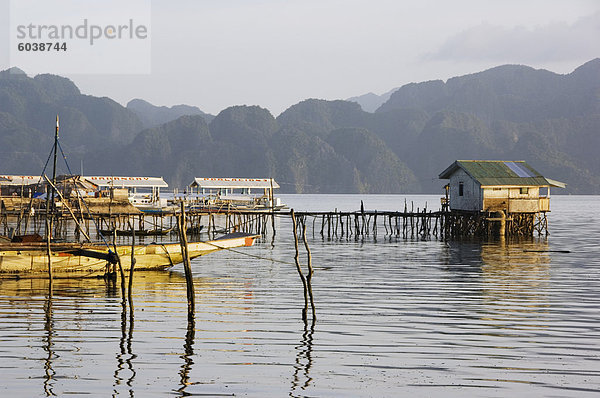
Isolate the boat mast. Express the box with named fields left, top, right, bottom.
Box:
left=48, top=115, right=59, bottom=214
left=45, top=116, right=59, bottom=240
left=52, top=115, right=59, bottom=191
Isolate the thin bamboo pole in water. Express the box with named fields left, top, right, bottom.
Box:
left=178, top=202, right=195, bottom=316
left=291, top=209, right=309, bottom=322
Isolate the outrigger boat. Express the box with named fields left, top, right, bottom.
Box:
left=0, top=117, right=259, bottom=277
left=0, top=232, right=257, bottom=276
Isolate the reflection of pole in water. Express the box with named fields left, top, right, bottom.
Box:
left=43, top=285, right=56, bottom=397
left=113, top=298, right=128, bottom=392
left=126, top=222, right=137, bottom=393
left=114, top=291, right=137, bottom=395
left=177, top=317, right=196, bottom=394
left=104, top=277, right=119, bottom=298
left=290, top=319, right=315, bottom=397
left=290, top=319, right=315, bottom=395
left=126, top=313, right=137, bottom=392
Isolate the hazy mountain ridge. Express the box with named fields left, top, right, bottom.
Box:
left=373, top=58, right=600, bottom=192
left=0, top=69, right=144, bottom=175
left=127, top=98, right=214, bottom=129
left=1, top=59, right=599, bottom=193
left=346, top=87, right=398, bottom=112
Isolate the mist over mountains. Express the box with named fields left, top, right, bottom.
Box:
left=346, top=88, right=398, bottom=112
left=1, top=59, right=599, bottom=194
left=126, top=98, right=214, bottom=129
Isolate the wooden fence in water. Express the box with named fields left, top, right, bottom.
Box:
left=0, top=200, right=548, bottom=242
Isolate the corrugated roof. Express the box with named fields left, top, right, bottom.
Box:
left=55, top=175, right=99, bottom=191
left=545, top=178, right=567, bottom=189
left=189, top=178, right=280, bottom=189
left=83, top=176, right=168, bottom=188
left=439, top=160, right=563, bottom=187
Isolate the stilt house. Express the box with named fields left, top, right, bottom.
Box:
left=439, top=160, right=565, bottom=213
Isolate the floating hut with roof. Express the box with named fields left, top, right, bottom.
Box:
left=82, top=176, right=169, bottom=211
left=188, top=177, right=284, bottom=211
left=439, top=160, right=566, bottom=237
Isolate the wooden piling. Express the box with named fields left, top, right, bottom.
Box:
left=113, top=229, right=127, bottom=301
left=178, top=202, right=195, bottom=315
left=270, top=177, right=276, bottom=242
left=291, top=209, right=310, bottom=322
left=45, top=217, right=53, bottom=286
left=128, top=221, right=136, bottom=312
left=300, top=218, right=316, bottom=320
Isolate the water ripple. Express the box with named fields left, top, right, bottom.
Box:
left=1, top=195, right=599, bottom=396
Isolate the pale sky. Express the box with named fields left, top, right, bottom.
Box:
left=1, top=0, right=599, bottom=116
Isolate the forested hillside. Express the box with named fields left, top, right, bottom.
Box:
left=1, top=59, right=599, bottom=193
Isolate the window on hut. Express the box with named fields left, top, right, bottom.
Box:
left=459, top=182, right=464, bottom=196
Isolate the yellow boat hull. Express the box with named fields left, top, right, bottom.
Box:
left=0, top=234, right=257, bottom=276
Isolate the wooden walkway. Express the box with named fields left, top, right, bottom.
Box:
left=287, top=209, right=443, bottom=240
left=1, top=199, right=547, bottom=242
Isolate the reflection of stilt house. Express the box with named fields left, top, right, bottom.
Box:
left=439, top=160, right=565, bottom=238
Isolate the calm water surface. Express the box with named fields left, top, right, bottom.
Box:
left=1, top=194, right=599, bottom=397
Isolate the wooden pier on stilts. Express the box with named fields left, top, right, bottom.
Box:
left=0, top=197, right=552, bottom=243
left=286, top=205, right=549, bottom=241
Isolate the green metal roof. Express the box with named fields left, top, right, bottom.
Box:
left=439, top=160, right=562, bottom=187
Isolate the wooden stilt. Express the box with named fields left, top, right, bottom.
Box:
left=300, top=217, right=315, bottom=321
left=128, top=221, right=136, bottom=313
left=178, top=202, right=195, bottom=316
left=45, top=217, right=53, bottom=288
left=291, top=209, right=309, bottom=322
left=113, top=229, right=127, bottom=301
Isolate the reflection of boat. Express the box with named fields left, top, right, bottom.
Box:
left=0, top=232, right=258, bottom=276
left=0, top=268, right=246, bottom=300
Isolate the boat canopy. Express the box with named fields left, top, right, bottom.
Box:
left=0, top=175, right=44, bottom=186
left=83, top=176, right=168, bottom=189
left=189, top=178, right=280, bottom=190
